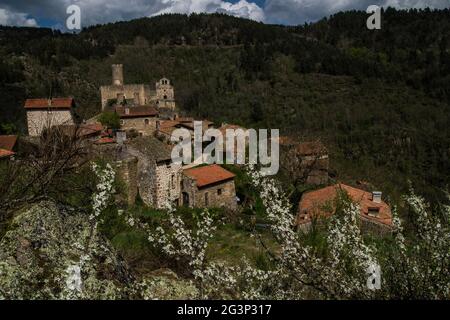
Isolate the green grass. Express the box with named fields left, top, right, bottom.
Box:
left=207, top=223, right=278, bottom=266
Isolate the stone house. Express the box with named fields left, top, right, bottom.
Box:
left=182, top=164, right=237, bottom=210
left=0, top=135, right=18, bottom=152
left=115, top=105, right=159, bottom=136
left=100, top=64, right=175, bottom=111
left=279, top=137, right=329, bottom=185
left=156, top=118, right=215, bottom=143
left=0, top=135, right=17, bottom=160
left=297, top=183, right=392, bottom=235
left=127, top=137, right=182, bottom=209
left=25, top=98, right=76, bottom=136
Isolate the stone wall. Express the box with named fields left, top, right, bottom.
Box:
left=182, top=177, right=237, bottom=210
left=100, top=84, right=152, bottom=109
left=155, top=79, right=175, bottom=100
left=126, top=147, right=182, bottom=209
left=116, top=156, right=138, bottom=205
left=360, top=217, right=392, bottom=236
left=297, top=216, right=392, bottom=237
left=154, top=161, right=182, bottom=208
left=121, top=117, right=157, bottom=136
left=281, top=146, right=329, bottom=185
left=27, top=110, right=74, bottom=136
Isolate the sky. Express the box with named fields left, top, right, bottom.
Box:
left=0, top=0, right=449, bottom=29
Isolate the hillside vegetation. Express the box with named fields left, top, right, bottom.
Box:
left=0, top=10, right=449, bottom=202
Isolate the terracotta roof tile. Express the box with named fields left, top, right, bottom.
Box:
left=24, top=98, right=74, bottom=109
left=58, top=123, right=103, bottom=137
left=115, top=106, right=158, bottom=118
left=95, top=137, right=116, bottom=145
left=0, top=149, right=15, bottom=159
left=0, top=135, right=18, bottom=151
left=184, top=164, right=235, bottom=188
left=297, top=184, right=392, bottom=226
left=159, top=120, right=180, bottom=129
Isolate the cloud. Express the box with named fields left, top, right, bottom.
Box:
left=0, top=8, right=38, bottom=27
left=0, top=0, right=265, bottom=29
left=152, top=0, right=265, bottom=21
left=0, top=0, right=448, bottom=28
left=264, top=0, right=450, bottom=25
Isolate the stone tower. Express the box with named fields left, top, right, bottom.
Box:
left=112, top=64, right=124, bottom=86
left=155, top=78, right=175, bottom=110
left=156, top=78, right=174, bottom=100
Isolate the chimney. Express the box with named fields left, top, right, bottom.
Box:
left=116, top=130, right=127, bottom=145
left=112, top=64, right=124, bottom=86
left=372, top=191, right=382, bottom=203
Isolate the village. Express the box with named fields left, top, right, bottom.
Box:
left=0, top=64, right=393, bottom=234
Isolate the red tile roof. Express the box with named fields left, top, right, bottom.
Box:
left=0, top=149, right=15, bottom=159
left=115, top=106, right=158, bottom=118
left=58, top=123, right=103, bottom=138
left=297, top=184, right=392, bottom=226
left=0, top=135, right=18, bottom=151
left=159, top=120, right=180, bottom=129
left=95, top=137, right=116, bottom=145
left=24, top=98, right=74, bottom=109
left=79, top=123, right=103, bottom=136
left=184, top=164, right=235, bottom=188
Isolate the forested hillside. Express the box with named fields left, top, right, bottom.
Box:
left=0, top=9, right=449, bottom=202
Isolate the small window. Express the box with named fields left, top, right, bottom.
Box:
left=163, top=95, right=168, bottom=100
left=217, top=189, right=222, bottom=195
left=171, top=174, right=175, bottom=188
left=205, top=193, right=209, bottom=206
left=120, top=120, right=125, bottom=125
left=368, top=207, right=380, bottom=217
left=144, top=119, right=149, bottom=126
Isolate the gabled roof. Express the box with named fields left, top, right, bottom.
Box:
left=95, top=137, right=116, bottom=145
left=157, top=120, right=180, bottom=135
left=128, top=136, right=173, bottom=163
left=0, top=149, right=15, bottom=159
left=57, top=123, right=103, bottom=138
left=184, top=164, right=235, bottom=188
left=24, top=98, right=74, bottom=109
left=0, top=135, right=18, bottom=151
left=298, top=184, right=392, bottom=226
left=115, top=106, right=158, bottom=118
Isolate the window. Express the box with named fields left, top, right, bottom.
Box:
left=217, top=189, right=222, bottom=195
left=368, top=207, right=380, bottom=217
left=144, top=119, right=149, bottom=126
left=205, top=193, right=209, bottom=206
left=120, top=120, right=125, bottom=125
left=171, top=174, right=175, bottom=188
left=163, top=95, right=168, bottom=100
